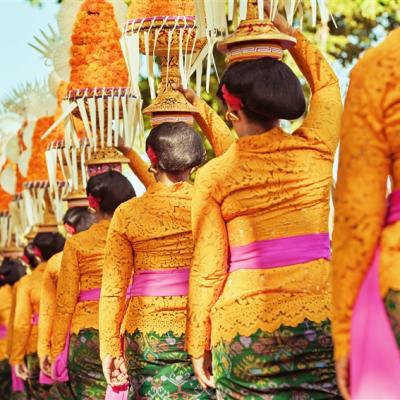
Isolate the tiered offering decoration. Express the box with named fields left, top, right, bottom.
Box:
left=46, top=139, right=90, bottom=207
left=123, top=0, right=208, bottom=126
left=218, top=0, right=297, bottom=65
left=43, top=0, right=143, bottom=177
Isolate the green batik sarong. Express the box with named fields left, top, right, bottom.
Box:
left=212, top=319, right=340, bottom=399
left=0, top=358, right=11, bottom=399
left=10, top=390, right=29, bottom=400
left=384, top=289, right=400, bottom=347
left=125, top=330, right=214, bottom=399
left=26, top=353, right=63, bottom=400
left=68, top=328, right=107, bottom=400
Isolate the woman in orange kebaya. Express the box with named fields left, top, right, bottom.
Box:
left=51, top=171, right=135, bottom=400
left=332, top=29, right=400, bottom=400
left=185, top=9, right=342, bottom=399
left=38, top=206, right=94, bottom=398
left=99, top=120, right=235, bottom=399
left=0, top=258, right=26, bottom=399
left=10, top=233, right=65, bottom=400
left=6, top=246, right=33, bottom=400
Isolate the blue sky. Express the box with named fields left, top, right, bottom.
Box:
left=0, top=0, right=60, bottom=102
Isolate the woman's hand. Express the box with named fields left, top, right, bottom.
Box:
left=15, top=362, right=29, bottom=380
left=171, top=83, right=198, bottom=105
left=335, top=357, right=351, bottom=400
left=264, top=0, right=295, bottom=36
left=102, top=355, right=129, bottom=387
left=39, top=355, right=52, bottom=377
left=192, top=352, right=215, bottom=390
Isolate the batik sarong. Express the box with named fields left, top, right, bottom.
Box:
left=212, top=319, right=340, bottom=399
left=125, top=330, right=213, bottom=399
left=0, top=358, right=11, bottom=398
left=68, top=328, right=107, bottom=399
left=26, top=353, right=63, bottom=399
left=385, top=289, right=400, bottom=347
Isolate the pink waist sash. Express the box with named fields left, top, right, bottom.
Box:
left=12, top=367, right=24, bottom=392
left=126, top=268, right=189, bottom=298
left=350, top=190, right=400, bottom=399
left=229, top=232, right=331, bottom=272
left=0, top=324, right=7, bottom=339
left=52, top=287, right=101, bottom=383
left=78, top=287, right=101, bottom=302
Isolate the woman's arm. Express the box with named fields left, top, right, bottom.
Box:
left=99, top=206, right=134, bottom=360
left=289, top=31, right=342, bottom=153
left=38, top=254, right=61, bottom=360
left=192, top=96, right=236, bottom=156
left=119, top=146, right=155, bottom=188
left=186, top=165, right=228, bottom=358
left=9, top=279, right=32, bottom=365
left=51, top=241, right=80, bottom=359
left=174, top=85, right=236, bottom=156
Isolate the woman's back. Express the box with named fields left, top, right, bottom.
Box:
left=103, top=181, right=193, bottom=340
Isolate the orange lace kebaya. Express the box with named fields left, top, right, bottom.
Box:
left=186, top=31, right=342, bottom=358
left=332, top=28, right=400, bottom=361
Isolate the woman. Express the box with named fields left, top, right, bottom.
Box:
left=0, top=258, right=27, bottom=399
left=10, top=233, right=65, bottom=400
left=332, top=28, right=400, bottom=399
left=38, top=207, right=94, bottom=398
left=185, top=10, right=342, bottom=399
left=51, top=171, right=135, bottom=399
left=4, top=253, right=30, bottom=400
left=99, top=120, right=234, bottom=399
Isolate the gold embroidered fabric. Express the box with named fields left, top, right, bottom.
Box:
left=37, top=251, right=63, bottom=359
left=10, top=263, right=46, bottom=365
left=0, top=284, right=12, bottom=361
left=99, top=118, right=235, bottom=360
left=332, top=28, right=400, bottom=360
left=51, top=220, right=110, bottom=359
left=187, top=31, right=342, bottom=358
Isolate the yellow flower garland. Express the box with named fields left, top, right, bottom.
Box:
left=69, top=0, right=128, bottom=89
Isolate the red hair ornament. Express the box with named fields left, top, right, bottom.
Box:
left=221, top=84, right=243, bottom=111
left=146, top=146, right=159, bottom=166
left=88, top=195, right=101, bottom=211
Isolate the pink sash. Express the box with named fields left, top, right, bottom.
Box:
left=0, top=324, right=7, bottom=339
left=350, top=191, right=400, bottom=399
left=106, top=384, right=129, bottom=400
left=11, top=366, right=24, bottom=392
left=30, top=313, right=54, bottom=385
left=52, top=287, right=101, bottom=383
left=126, top=268, right=189, bottom=298
left=229, top=232, right=331, bottom=272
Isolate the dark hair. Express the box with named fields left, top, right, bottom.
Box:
left=217, top=57, right=306, bottom=124
left=23, top=242, right=39, bottom=268
left=86, top=171, right=135, bottom=215
left=32, top=232, right=66, bottom=261
left=146, top=122, right=205, bottom=172
left=63, top=206, right=94, bottom=233
left=0, top=258, right=27, bottom=286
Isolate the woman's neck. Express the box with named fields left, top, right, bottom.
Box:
left=156, top=171, right=190, bottom=187
left=237, top=119, right=279, bottom=137
left=94, top=211, right=111, bottom=223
